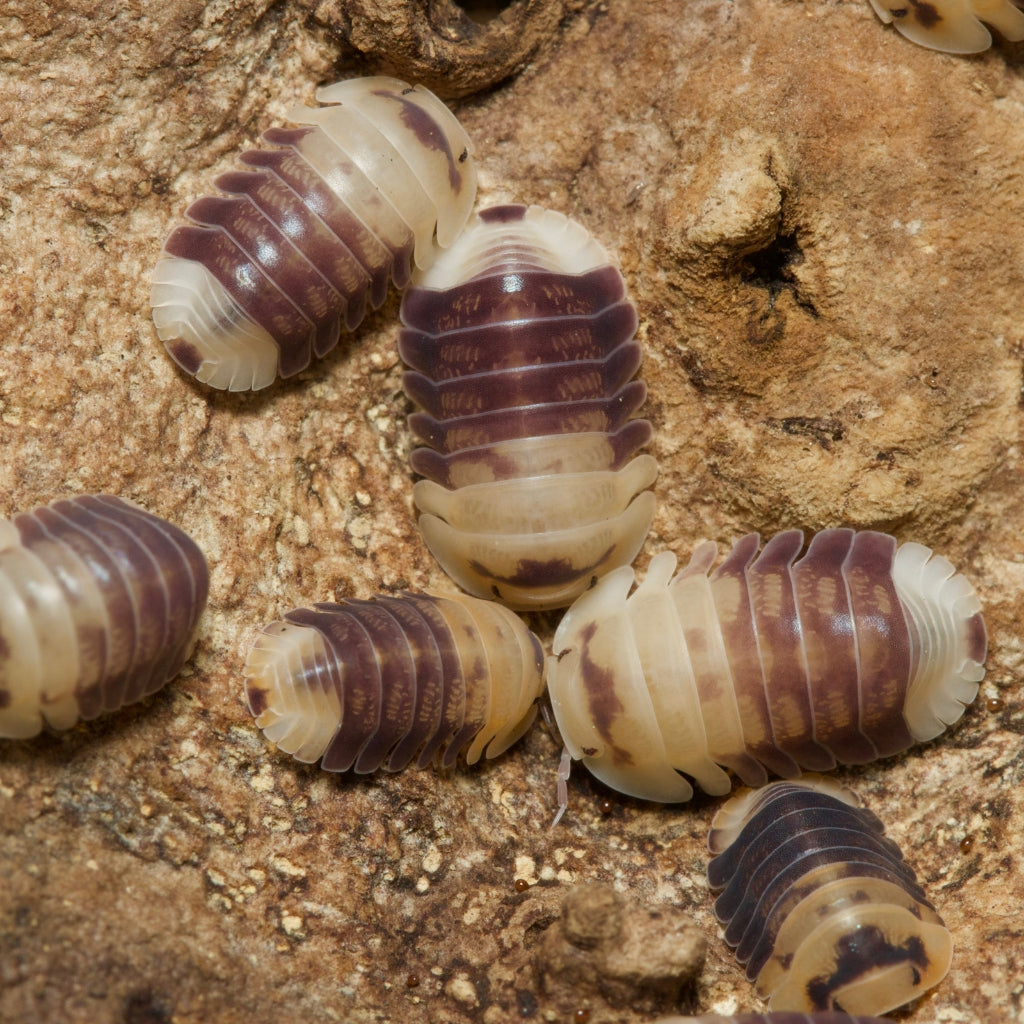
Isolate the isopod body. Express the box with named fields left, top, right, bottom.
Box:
left=652, top=1014, right=896, bottom=1024
left=706, top=779, right=952, bottom=1015
left=151, top=76, right=477, bottom=391
left=868, top=0, right=1024, bottom=52
left=244, top=591, right=546, bottom=771
left=398, top=203, right=655, bottom=610
left=0, top=495, right=209, bottom=738
left=549, top=528, right=986, bottom=802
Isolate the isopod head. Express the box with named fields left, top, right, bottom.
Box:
left=150, top=76, right=477, bottom=391
left=0, top=495, right=209, bottom=738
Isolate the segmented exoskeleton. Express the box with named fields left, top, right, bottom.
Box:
left=151, top=76, right=477, bottom=391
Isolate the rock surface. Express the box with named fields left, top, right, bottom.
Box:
left=2, top=1, right=1023, bottom=1022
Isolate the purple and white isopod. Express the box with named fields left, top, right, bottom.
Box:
left=706, top=779, right=952, bottom=1015
left=399, top=204, right=656, bottom=610
left=151, top=76, right=477, bottom=391
left=0, top=495, right=209, bottom=738
left=244, top=591, right=546, bottom=772
left=549, top=528, right=986, bottom=801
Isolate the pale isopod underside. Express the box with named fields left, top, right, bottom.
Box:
left=399, top=203, right=655, bottom=610
left=549, top=529, right=986, bottom=802
left=151, top=76, right=477, bottom=391
left=244, top=590, right=546, bottom=772
left=868, top=0, right=1024, bottom=52
left=706, top=779, right=952, bottom=1016
left=0, top=495, right=209, bottom=738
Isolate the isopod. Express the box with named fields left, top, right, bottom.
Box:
left=150, top=76, right=477, bottom=391
left=652, top=1014, right=896, bottom=1023
left=706, top=778, right=952, bottom=1016
left=549, top=528, right=986, bottom=802
left=398, top=203, right=656, bottom=610
left=0, top=495, right=209, bottom=739
left=868, top=0, right=1024, bottom=52
left=243, top=590, right=546, bottom=771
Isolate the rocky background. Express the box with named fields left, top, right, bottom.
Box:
left=1, top=1, right=1022, bottom=1022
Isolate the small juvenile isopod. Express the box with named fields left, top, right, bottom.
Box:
left=398, top=203, right=656, bottom=610
left=151, top=76, right=477, bottom=391
left=706, top=778, right=952, bottom=1016
left=0, top=495, right=209, bottom=739
left=243, top=590, right=546, bottom=772
left=651, top=1014, right=897, bottom=1023
left=549, top=528, right=986, bottom=802
left=868, top=0, right=1024, bottom=52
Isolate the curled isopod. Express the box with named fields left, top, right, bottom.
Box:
left=651, top=1014, right=897, bottom=1024
left=151, top=76, right=477, bottom=391
left=706, top=778, right=952, bottom=1016
left=549, top=528, right=986, bottom=802
left=243, top=591, right=546, bottom=772
left=398, top=203, right=655, bottom=610
left=0, top=495, right=209, bottom=739
left=868, top=0, right=1024, bottom=51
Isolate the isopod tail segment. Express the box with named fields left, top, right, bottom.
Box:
left=243, top=590, right=546, bottom=773
left=548, top=528, right=987, bottom=803
left=399, top=203, right=656, bottom=611
left=705, top=778, right=952, bottom=1016
left=0, top=495, right=209, bottom=739
left=868, top=0, right=1024, bottom=53
left=150, top=76, right=477, bottom=391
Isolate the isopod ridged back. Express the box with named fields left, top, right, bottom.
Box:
left=399, top=203, right=655, bottom=610
left=244, top=591, right=546, bottom=772
left=151, top=76, right=477, bottom=391
left=0, top=495, right=209, bottom=738
left=706, top=779, right=952, bottom=1016
left=549, top=529, right=986, bottom=802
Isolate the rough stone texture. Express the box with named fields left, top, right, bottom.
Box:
left=2, top=1, right=1023, bottom=1023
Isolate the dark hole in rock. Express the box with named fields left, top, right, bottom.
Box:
left=743, top=230, right=804, bottom=299
left=453, top=0, right=516, bottom=24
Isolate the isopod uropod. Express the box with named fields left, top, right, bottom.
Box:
left=549, top=528, right=986, bottom=802
left=399, top=203, right=656, bottom=611
left=151, top=76, right=477, bottom=391
left=706, top=778, right=952, bottom=1016
left=868, top=0, right=1024, bottom=52
left=243, top=591, right=546, bottom=772
left=0, top=495, right=209, bottom=739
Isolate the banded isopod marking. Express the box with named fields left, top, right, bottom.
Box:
left=706, top=779, right=952, bottom=1015
left=0, top=495, right=209, bottom=739
left=244, top=591, right=546, bottom=772
left=651, top=1014, right=897, bottom=1024
left=549, top=528, right=986, bottom=802
left=399, top=203, right=656, bottom=611
left=868, top=0, right=1024, bottom=52
left=151, top=76, right=477, bottom=391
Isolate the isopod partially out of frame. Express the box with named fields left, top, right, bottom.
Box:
left=652, top=1014, right=898, bottom=1023
left=868, top=0, right=1024, bottom=52
left=399, top=204, right=655, bottom=610
left=549, top=528, right=986, bottom=802
left=0, top=495, right=209, bottom=738
left=244, top=591, right=546, bottom=772
left=151, top=76, right=477, bottom=391
left=706, top=778, right=952, bottom=1015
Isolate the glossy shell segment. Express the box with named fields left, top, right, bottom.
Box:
left=151, top=76, right=477, bottom=391
left=652, top=1014, right=897, bottom=1024
left=549, top=529, right=986, bottom=802
left=244, top=591, right=546, bottom=772
left=706, top=779, right=952, bottom=1016
left=399, top=203, right=655, bottom=610
left=868, top=0, right=1024, bottom=52
left=0, top=495, right=209, bottom=738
